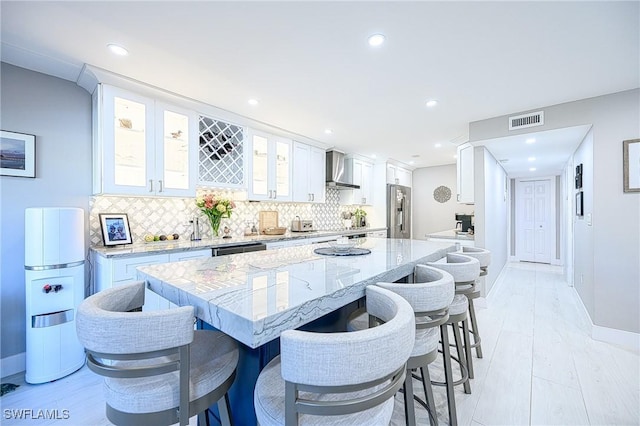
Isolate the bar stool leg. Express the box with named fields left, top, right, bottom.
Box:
left=451, top=322, right=471, bottom=394
left=468, top=299, right=483, bottom=358
left=440, top=323, right=458, bottom=426
left=420, top=366, right=438, bottom=426
left=462, top=319, right=474, bottom=379
left=404, top=368, right=417, bottom=426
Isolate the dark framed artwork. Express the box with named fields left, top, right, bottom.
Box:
left=574, top=163, right=583, bottom=189
left=0, top=130, right=36, bottom=178
left=575, top=191, right=584, bottom=216
left=623, top=139, right=640, bottom=193
left=99, top=213, right=133, bottom=246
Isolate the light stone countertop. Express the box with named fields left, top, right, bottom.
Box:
left=426, top=229, right=475, bottom=241
left=136, top=238, right=455, bottom=348
left=91, top=227, right=387, bottom=258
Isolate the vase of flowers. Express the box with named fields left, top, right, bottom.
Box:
left=196, top=194, right=236, bottom=237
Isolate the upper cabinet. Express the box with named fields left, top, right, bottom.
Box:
left=456, top=143, right=475, bottom=204
left=198, top=115, right=245, bottom=188
left=386, top=163, right=412, bottom=187
left=340, top=158, right=373, bottom=205
left=247, top=129, right=292, bottom=201
left=93, top=84, right=196, bottom=197
left=292, top=142, right=326, bottom=203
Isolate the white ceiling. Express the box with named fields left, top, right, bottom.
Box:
left=474, top=125, right=592, bottom=178
left=1, top=1, right=638, bottom=175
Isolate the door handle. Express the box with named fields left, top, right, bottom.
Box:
left=312, top=193, right=314, bottom=201
left=159, top=179, right=163, bottom=192
left=149, top=179, right=154, bottom=192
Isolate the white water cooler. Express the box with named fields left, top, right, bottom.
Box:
left=25, top=207, right=85, bottom=384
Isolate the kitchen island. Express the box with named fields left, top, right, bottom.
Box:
left=136, top=237, right=456, bottom=424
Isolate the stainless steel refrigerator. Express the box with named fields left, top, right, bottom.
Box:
left=387, top=184, right=411, bottom=239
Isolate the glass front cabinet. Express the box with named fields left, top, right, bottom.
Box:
left=93, top=84, right=197, bottom=197
left=247, top=129, right=292, bottom=201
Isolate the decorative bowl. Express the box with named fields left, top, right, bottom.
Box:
left=327, top=240, right=357, bottom=253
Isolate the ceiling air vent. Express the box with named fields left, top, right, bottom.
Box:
left=509, top=111, right=544, bottom=130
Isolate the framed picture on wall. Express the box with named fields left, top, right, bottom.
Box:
left=623, top=139, right=640, bottom=193
left=0, top=130, right=36, bottom=178
left=576, top=191, right=584, bottom=216
left=99, top=213, right=133, bottom=246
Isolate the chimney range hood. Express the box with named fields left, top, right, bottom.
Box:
left=326, top=150, right=360, bottom=189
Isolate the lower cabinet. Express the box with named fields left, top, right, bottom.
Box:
left=92, top=249, right=211, bottom=311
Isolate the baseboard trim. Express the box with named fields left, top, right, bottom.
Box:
left=592, top=325, right=640, bottom=352
left=1, top=352, right=25, bottom=379
left=571, top=287, right=640, bottom=352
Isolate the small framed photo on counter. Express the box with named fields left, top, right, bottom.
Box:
left=99, top=213, right=133, bottom=246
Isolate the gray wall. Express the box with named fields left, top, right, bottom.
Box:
left=412, top=164, right=474, bottom=239
left=470, top=89, right=640, bottom=333
left=0, top=63, right=92, bottom=360
left=473, top=147, right=509, bottom=296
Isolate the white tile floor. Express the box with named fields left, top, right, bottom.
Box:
left=2, top=262, right=639, bottom=425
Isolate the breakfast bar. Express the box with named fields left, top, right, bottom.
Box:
left=136, top=238, right=456, bottom=424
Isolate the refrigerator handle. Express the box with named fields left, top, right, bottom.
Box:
left=398, top=196, right=404, bottom=231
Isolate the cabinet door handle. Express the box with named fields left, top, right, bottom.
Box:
left=273, top=190, right=277, bottom=199
left=268, top=190, right=272, bottom=199
left=312, top=193, right=315, bottom=201
left=149, top=179, right=154, bottom=192
left=457, top=194, right=460, bottom=202
left=159, top=180, right=163, bottom=192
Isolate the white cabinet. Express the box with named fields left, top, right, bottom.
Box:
left=93, top=84, right=197, bottom=197
left=456, top=143, right=475, bottom=204
left=292, top=142, right=326, bottom=203
left=248, top=129, right=292, bottom=201
left=340, top=159, right=373, bottom=205
left=386, top=164, right=412, bottom=187
left=168, top=249, right=212, bottom=262
left=93, top=249, right=211, bottom=311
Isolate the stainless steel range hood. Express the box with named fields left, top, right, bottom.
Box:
left=325, top=150, right=360, bottom=189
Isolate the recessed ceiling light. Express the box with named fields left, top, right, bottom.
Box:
left=324, top=129, right=333, bottom=135
left=425, top=100, right=438, bottom=108
left=526, top=138, right=536, bottom=144
left=434, top=143, right=442, bottom=148
left=528, top=156, right=536, bottom=162
left=529, top=167, right=537, bottom=171
left=408, top=160, right=415, bottom=165
left=107, top=44, right=128, bottom=56
left=248, top=99, right=259, bottom=106
left=368, top=34, right=386, bottom=47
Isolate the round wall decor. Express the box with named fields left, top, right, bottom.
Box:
left=433, top=185, right=452, bottom=203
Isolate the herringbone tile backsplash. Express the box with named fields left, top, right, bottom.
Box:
left=89, top=188, right=363, bottom=246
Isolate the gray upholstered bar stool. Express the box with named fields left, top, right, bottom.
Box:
left=426, top=253, right=481, bottom=380
left=76, top=281, right=239, bottom=426
left=346, top=265, right=455, bottom=426
left=253, top=285, right=415, bottom=426
left=458, top=246, right=491, bottom=359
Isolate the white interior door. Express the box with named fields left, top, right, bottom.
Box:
left=516, top=178, right=554, bottom=263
